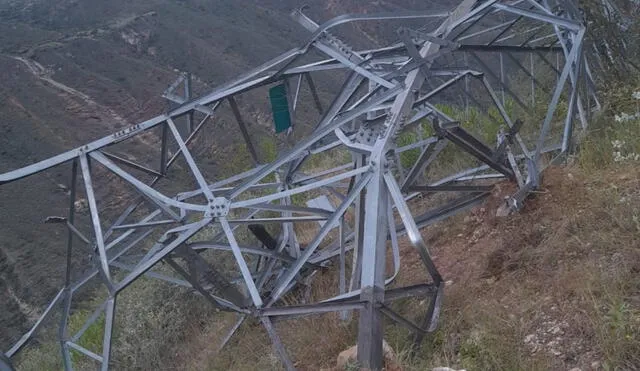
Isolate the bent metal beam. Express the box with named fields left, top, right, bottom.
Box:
left=1, top=1, right=596, bottom=369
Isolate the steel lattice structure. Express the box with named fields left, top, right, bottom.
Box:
left=1, top=0, right=599, bottom=369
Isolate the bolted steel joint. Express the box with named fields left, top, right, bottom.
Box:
left=205, top=197, right=231, bottom=218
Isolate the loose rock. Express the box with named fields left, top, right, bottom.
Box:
left=74, top=199, right=89, bottom=214
left=336, top=340, right=400, bottom=371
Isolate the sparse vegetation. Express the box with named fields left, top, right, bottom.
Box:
left=397, top=131, right=421, bottom=169
left=388, top=85, right=640, bottom=370
left=4, top=0, right=640, bottom=370
left=14, top=81, right=640, bottom=371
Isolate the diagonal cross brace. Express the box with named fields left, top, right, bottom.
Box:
left=433, top=120, right=515, bottom=179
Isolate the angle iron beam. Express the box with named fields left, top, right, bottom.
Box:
left=71, top=229, right=156, bottom=293
left=6, top=288, right=65, bottom=357
left=384, top=172, right=442, bottom=283
left=218, top=315, right=246, bottom=352
left=66, top=341, right=103, bottom=363
left=383, top=283, right=438, bottom=302
left=413, top=69, right=482, bottom=108
left=189, top=242, right=323, bottom=270
left=162, top=103, right=219, bottom=172
left=166, top=118, right=215, bottom=201
left=304, top=73, right=324, bottom=114
left=313, top=36, right=394, bottom=89
left=379, top=304, right=427, bottom=334
left=408, top=184, right=494, bottom=193
left=479, top=76, right=531, bottom=156
left=105, top=209, right=162, bottom=250
left=260, top=317, right=295, bottom=371
left=100, top=297, right=116, bottom=371
left=219, top=217, right=264, bottom=307
left=66, top=221, right=92, bottom=245
left=231, top=166, right=369, bottom=209
left=299, top=10, right=451, bottom=44
left=412, top=282, right=444, bottom=346
left=64, top=160, right=78, bottom=285
left=59, top=289, right=73, bottom=371
left=160, top=122, right=169, bottom=174
left=357, top=164, right=389, bottom=371
left=111, top=219, right=176, bottom=230
left=79, top=154, right=114, bottom=290
left=90, top=151, right=206, bottom=212
left=260, top=301, right=365, bottom=317
left=401, top=140, right=448, bottom=192
left=504, top=52, right=549, bottom=93
left=436, top=122, right=515, bottom=179
left=228, top=97, right=259, bottom=165
left=468, top=52, right=532, bottom=114
left=104, top=200, right=144, bottom=241
left=561, top=48, right=583, bottom=154
left=247, top=203, right=333, bottom=216
left=489, top=17, right=528, bottom=47
left=268, top=172, right=372, bottom=305
left=492, top=3, right=581, bottom=31
left=457, top=44, right=562, bottom=53
left=534, top=27, right=585, bottom=162
left=456, top=19, right=517, bottom=43
left=185, top=73, right=194, bottom=134
left=70, top=300, right=107, bottom=343
left=225, top=216, right=327, bottom=224
left=290, top=163, right=354, bottom=185
left=163, top=255, right=245, bottom=311
left=115, top=218, right=210, bottom=293
left=397, top=191, right=490, bottom=233
left=110, top=261, right=192, bottom=288
left=395, top=136, right=439, bottom=153
left=292, top=74, right=303, bottom=112
left=228, top=84, right=401, bottom=200
left=349, top=154, right=367, bottom=292
left=338, top=216, right=347, bottom=320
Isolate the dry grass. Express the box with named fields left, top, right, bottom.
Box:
left=201, top=112, right=640, bottom=370
left=392, top=164, right=640, bottom=370
left=183, top=161, right=640, bottom=371
left=14, top=89, right=640, bottom=371
left=15, top=155, right=640, bottom=371
left=208, top=270, right=357, bottom=371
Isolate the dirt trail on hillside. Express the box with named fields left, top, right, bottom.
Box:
left=9, top=55, right=130, bottom=128
left=12, top=56, right=92, bottom=101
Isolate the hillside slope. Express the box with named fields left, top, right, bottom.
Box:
left=0, top=0, right=454, bottom=349
left=12, top=116, right=640, bottom=369
left=4, top=2, right=638, bottom=370
left=186, top=121, right=640, bottom=370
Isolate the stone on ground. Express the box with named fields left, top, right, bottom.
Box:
left=336, top=340, right=401, bottom=371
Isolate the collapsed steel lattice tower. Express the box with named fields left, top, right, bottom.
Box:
left=1, top=0, right=598, bottom=369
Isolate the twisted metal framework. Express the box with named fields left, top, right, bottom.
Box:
left=1, top=0, right=598, bottom=369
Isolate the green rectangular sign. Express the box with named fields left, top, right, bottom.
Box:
left=268, top=83, right=292, bottom=133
